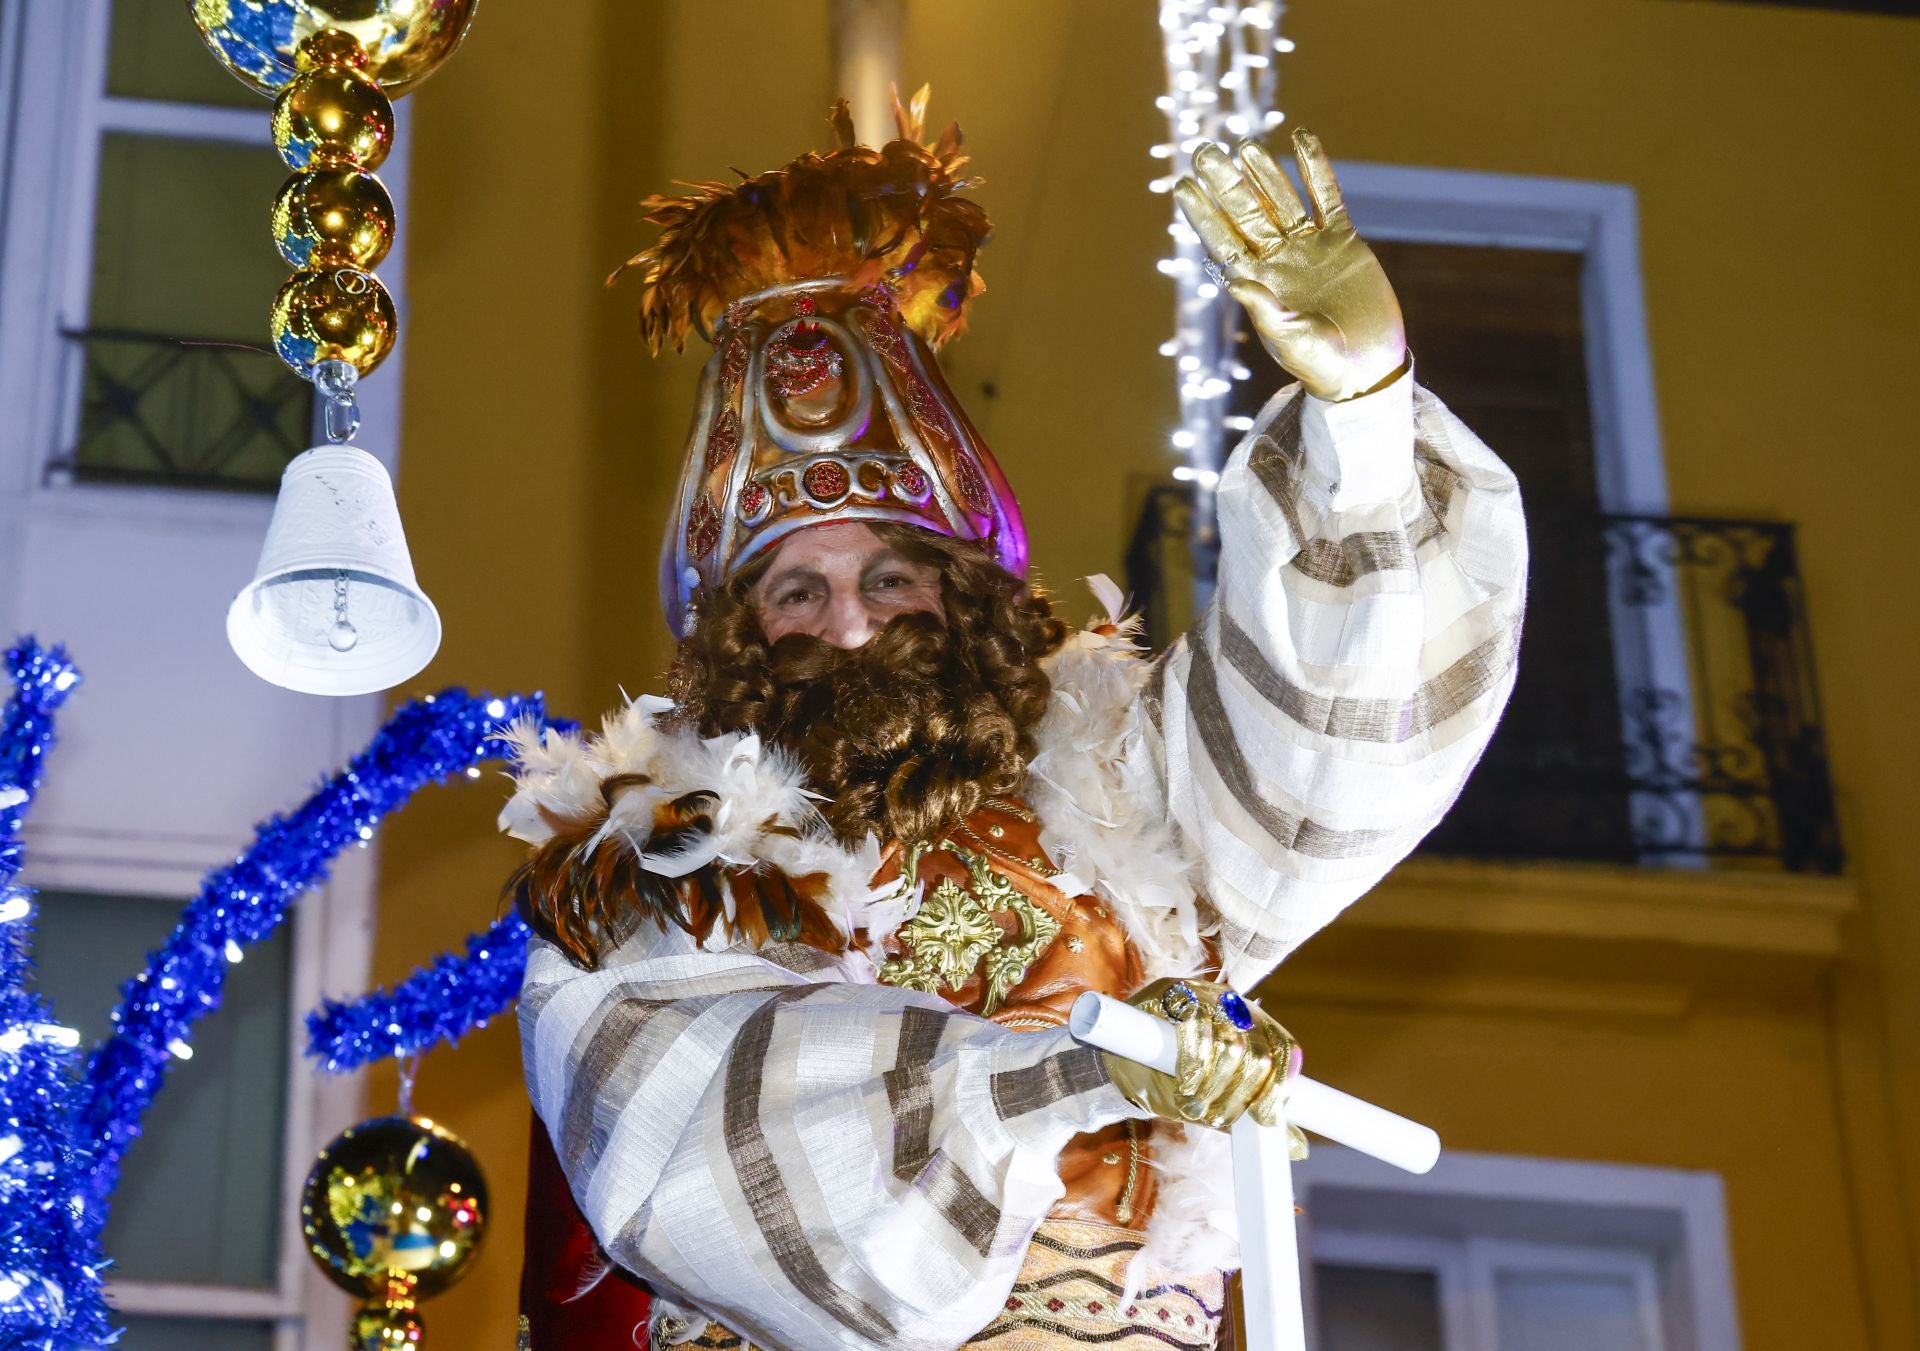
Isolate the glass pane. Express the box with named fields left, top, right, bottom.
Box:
left=90, top=132, right=285, bottom=337
left=116, top=1315, right=279, bottom=1351
left=1353, top=241, right=1640, bottom=869
left=77, top=133, right=309, bottom=489
left=1314, top=1264, right=1444, bottom=1351
left=1496, top=1270, right=1650, bottom=1351
left=34, top=890, right=293, bottom=1287
left=108, top=0, right=266, bottom=109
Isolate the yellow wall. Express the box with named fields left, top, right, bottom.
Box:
left=377, top=2, right=1920, bottom=1346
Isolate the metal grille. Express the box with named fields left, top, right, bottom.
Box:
left=51, top=329, right=312, bottom=493
left=1125, top=485, right=1843, bottom=873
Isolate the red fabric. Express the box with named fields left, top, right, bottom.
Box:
left=520, top=1114, right=653, bottom=1349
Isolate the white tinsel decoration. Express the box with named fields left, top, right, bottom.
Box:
left=1153, top=1, right=1291, bottom=600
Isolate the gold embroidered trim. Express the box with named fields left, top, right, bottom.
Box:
left=880, top=845, right=1062, bottom=1015
left=680, top=1218, right=1224, bottom=1351
left=954, top=818, right=1065, bottom=879
left=984, top=796, right=1037, bottom=823
left=1113, top=1119, right=1142, bottom=1224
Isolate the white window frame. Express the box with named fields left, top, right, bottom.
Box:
left=1333, top=162, right=1702, bottom=864
left=1298, top=1147, right=1742, bottom=1351
left=1331, top=163, right=1667, bottom=514
left=1311, top=1229, right=1670, bottom=1351
left=0, top=3, right=406, bottom=1345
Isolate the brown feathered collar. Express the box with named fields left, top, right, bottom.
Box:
left=497, top=598, right=1207, bottom=978
left=498, top=698, right=898, bottom=970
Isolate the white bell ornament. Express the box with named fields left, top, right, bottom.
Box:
left=227, top=441, right=440, bottom=697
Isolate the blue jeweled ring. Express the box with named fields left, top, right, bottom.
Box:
left=1160, top=983, right=1200, bottom=1023
left=1218, top=990, right=1255, bottom=1031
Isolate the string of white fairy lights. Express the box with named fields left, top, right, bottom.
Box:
left=1152, top=1, right=1291, bottom=593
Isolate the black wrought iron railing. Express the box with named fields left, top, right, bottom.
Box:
left=50, top=329, right=314, bottom=493
left=1125, top=484, right=1843, bottom=874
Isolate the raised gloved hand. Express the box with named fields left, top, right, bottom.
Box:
left=1103, top=978, right=1301, bottom=1133
left=1175, top=129, right=1407, bottom=403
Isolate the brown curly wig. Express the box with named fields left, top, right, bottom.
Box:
left=668, top=524, right=1069, bottom=845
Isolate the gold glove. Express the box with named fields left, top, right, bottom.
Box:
left=1174, top=129, right=1407, bottom=403
left=1103, top=978, right=1302, bottom=1134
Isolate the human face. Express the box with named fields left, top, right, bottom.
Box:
left=750, top=522, right=945, bottom=648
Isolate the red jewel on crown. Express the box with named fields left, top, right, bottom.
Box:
left=737, top=481, right=771, bottom=521
left=705, top=407, right=741, bottom=472
left=906, top=372, right=956, bottom=449
left=792, top=294, right=818, bottom=317
left=955, top=455, right=992, bottom=514
left=765, top=322, right=844, bottom=399
left=718, top=332, right=751, bottom=393
left=858, top=306, right=910, bottom=369
left=802, top=459, right=851, bottom=503
left=686, top=495, right=722, bottom=559
left=893, top=462, right=930, bottom=501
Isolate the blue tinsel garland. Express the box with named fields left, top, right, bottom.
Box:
left=78, top=688, right=545, bottom=1221
left=0, top=640, right=113, bottom=1350
left=305, top=912, right=532, bottom=1072
left=301, top=714, right=584, bottom=1073
left=2, top=636, right=555, bottom=1348
left=0, top=642, right=80, bottom=892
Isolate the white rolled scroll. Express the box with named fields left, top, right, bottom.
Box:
left=1067, top=991, right=1444, bottom=1351
left=1067, top=993, right=1440, bottom=1173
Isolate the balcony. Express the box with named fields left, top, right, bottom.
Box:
left=1129, top=486, right=1854, bottom=987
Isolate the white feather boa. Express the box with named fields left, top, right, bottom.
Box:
left=496, top=696, right=897, bottom=974
left=497, top=593, right=1236, bottom=1276
left=1020, top=594, right=1236, bottom=1284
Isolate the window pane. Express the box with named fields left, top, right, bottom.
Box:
left=108, top=1, right=265, bottom=109
left=76, top=133, right=309, bottom=489
left=1496, top=1270, right=1651, bottom=1351
left=1363, top=241, right=1637, bottom=867
left=116, top=1315, right=279, bottom=1351
left=33, top=890, right=292, bottom=1287
left=89, top=131, right=287, bottom=352
left=1314, top=1264, right=1444, bottom=1351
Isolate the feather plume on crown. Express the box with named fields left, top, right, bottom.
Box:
left=610, top=85, right=990, bottom=352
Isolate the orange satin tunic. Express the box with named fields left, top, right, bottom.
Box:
left=869, top=795, right=1159, bottom=1231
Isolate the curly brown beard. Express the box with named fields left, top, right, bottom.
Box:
left=669, top=524, right=1069, bottom=845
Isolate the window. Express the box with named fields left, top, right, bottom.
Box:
left=1125, top=164, right=1761, bottom=871
left=61, top=3, right=315, bottom=492
left=1298, top=1149, right=1741, bottom=1351
left=34, top=890, right=293, bottom=1351
left=1359, top=240, right=1637, bottom=862
left=1313, top=1235, right=1667, bottom=1351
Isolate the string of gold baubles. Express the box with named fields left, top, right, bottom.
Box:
left=190, top=0, right=475, bottom=699
left=184, top=7, right=487, bottom=1350
left=300, top=1113, right=490, bottom=1351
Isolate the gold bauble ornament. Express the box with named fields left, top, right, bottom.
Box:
left=186, top=1, right=477, bottom=99
left=271, top=265, right=397, bottom=377
left=295, top=25, right=374, bottom=74
left=272, top=167, right=395, bottom=269
left=272, top=67, right=395, bottom=170
left=302, top=1116, right=487, bottom=1350
left=350, top=1298, right=426, bottom=1351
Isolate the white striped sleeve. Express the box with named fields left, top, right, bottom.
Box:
left=1143, top=371, right=1527, bottom=987
left=518, top=927, right=1143, bottom=1351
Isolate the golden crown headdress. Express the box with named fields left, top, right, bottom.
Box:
left=615, top=89, right=1027, bottom=635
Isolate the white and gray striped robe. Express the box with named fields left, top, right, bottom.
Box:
left=518, top=371, right=1527, bottom=1350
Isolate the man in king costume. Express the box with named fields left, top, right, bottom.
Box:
left=503, top=97, right=1528, bottom=1351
